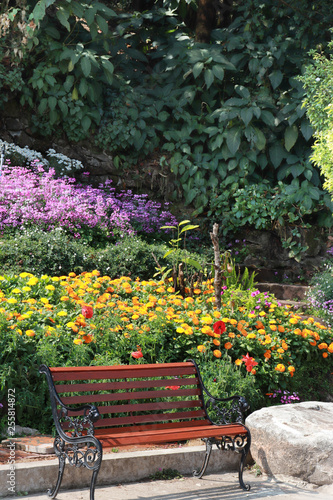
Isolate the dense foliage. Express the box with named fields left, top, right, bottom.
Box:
left=0, top=270, right=332, bottom=432
left=1, top=0, right=333, bottom=229
left=301, top=36, right=333, bottom=196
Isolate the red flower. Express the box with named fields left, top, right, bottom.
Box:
left=213, top=321, right=226, bottom=335
left=166, top=385, right=180, bottom=390
left=131, top=349, right=143, bottom=359
left=242, top=353, right=258, bottom=372
left=82, top=305, right=93, bottom=319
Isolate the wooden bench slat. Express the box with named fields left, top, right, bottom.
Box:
left=60, top=387, right=201, bottom=405
left=92, top=409, right=206, bottom=427
left=50, top=363, right=196, bottom=381
left=55, top=376, right=198, bottom=394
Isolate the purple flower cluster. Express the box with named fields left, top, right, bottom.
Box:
left=267, top=390, right=300, bottom=404
left=0, top=162, right=178, bottom=238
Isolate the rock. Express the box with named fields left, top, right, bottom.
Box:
left=245, top=402, right=333, bottom=486
left=1, top=425, right=40, bottom=438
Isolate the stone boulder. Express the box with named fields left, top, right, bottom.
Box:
left=245, top=402, right=333, bottom=486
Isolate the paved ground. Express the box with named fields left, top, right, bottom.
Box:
left=9, top=472, right=333, bottom=500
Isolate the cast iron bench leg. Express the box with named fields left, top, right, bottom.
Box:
left=48, top=455, right=65, bottom=499
left=238, top=432, right=251, bottom=491
left=193, top=437, right=213, bottom=478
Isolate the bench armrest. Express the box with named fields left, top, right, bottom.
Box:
left=187, top=359, right=250, bottom=425
left=39, top=364, right=100, bottom=440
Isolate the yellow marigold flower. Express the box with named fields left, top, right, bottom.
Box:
left=25, top=330, right=35, bottom=337
left=7, top=298, right=18, bottom=304
left=259, top=311, right=266, bottom=317
left=258, top=328, right=266, bottom=334
left=73, top=338, right=83, bottom=345
left=224, top=342, right=232, bottom=350
left=213, top=349, right=222, bottom=358
left=269, top=324, right=277, bottom=331
left=197, top=345, right=206, bottom=352
left=229, top=319, right=237, bottom=326
left=275, top=364, right=286, bottom=373
left=16, top=329, right=22, bottom=335
left=294, top=328, right=302, bottom=335
left=328, top=343, right=333, bottom=353
left=176, top=327, right=185, bottom=333
left=235, top=359, right=242, bottom=366
left=289, top=317, right=298, bottom=325
left=57, top=311, right=67, bottom=317
left=12, top=288, right=21, bottom=294
left=222, top=317, right=230, bottom=323
left=248, top=313, right=256, bottom=318
left=22, top=286, right=31, bottom=292
left=20, top=272, right=32, bottom=278
left=318, top=343, right=328, bottom=350
left=51, top=277, right=59, bottom=282
left=40, top=298, right=49, bottom=304
left=247, top=333, right=256, bottom=339
left=201, top=316, right=213, bottom=325
left=288, top=366, right=295, bottom=373
left=213, top=311, right=221, bottom=318
left=277, top=348, right=285, bottom=354
left=60, top=296, right=70, bottom=301
left=45, top=285, right=55, bottom=291
left=27, top=277, right=39, bottom=286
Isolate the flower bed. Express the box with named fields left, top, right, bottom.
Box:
left=0, top=270, right=332, bottom=432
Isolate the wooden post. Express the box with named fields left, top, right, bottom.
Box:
left=210, top=223, right=221, bottom=309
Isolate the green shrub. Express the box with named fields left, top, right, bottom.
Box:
left=307, top=264, right=333, bottom=326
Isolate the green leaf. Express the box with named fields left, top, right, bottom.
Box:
left=56, top=8, right=70, bottom=31
left=48, top=96, right=57, bottom=111
left=64, top=75, right=74, bottom=92
left=269, top=70, right=283, bottom=89
left=193, top=62, right=204, bottom=79
left=240, top=108, right=253, bottom=127
left=183, top=258, right=202, bottom=271
left=96, top=14, right=109, bottom=34
left=58, top=100, right=68, bottom=117
left=82, top=115, right=91, bottom=132
left=253, top=128, right=266, bottom=151
left=226, top=127, right=242, bottom=155
left=38, top=98, right=48, bottom=114
left=163, top=249, right=175, bottom=258
left=180, top=224, right=199, bottom=234
left=79, top=78, right=89, bottom=97
left=284, top=125, right=298, bottom=152
left=204, top=69, right=214, bottom=89
left=269, top=143, right=285, bottom=168
left=72, top=87, right=79, bottom=100
left=300, top=121, right=313, bottom=141
left=212, top=65, right=224, bottom=81
left=81, top=57, right=91, bottom=78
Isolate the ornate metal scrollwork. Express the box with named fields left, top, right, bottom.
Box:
left=53, top=435, right=102, bottom=471
left=58, top=405, right=99, bottom=438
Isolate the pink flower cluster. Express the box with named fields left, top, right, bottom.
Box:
left=0, top=162, right=177, bottom=238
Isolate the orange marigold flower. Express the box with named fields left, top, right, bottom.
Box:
left=278, top=325, right=285, bottom=333
left=323, top=352, right=328, bottom=358
left=269, top=325, right=277, bottom=331
left=318, top=343, right=328, bottom=350
left=224, top=342, right=232, bottom=350
left=309, top=340, right=317, bottom=346
left=256, top=321, right=265, bottom=330
left=235, top=359, right=242, bottom=366
left=25, top=330, right=35, bottom=337
left=197, top=345, right=206, bottom=352
left=213, top=349, right=222, bottom=358
left=73, top=338, right=82, bottom=345
left=264, top=350, right=271, bottom=359
left=213, top=339, right=220, bottom=346
left=275, top=364, right=286, bottom=373
left=281, top=341, right=288, bottom=350
left=328, top=343, right=333, bottom=353
left=294, top=328, right=302, bottom=336
left=228, top=332, right=235, bottom=338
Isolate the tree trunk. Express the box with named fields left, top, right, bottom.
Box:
left=195, top=0, right=216, bottom=43
left=210, top=223, right=222, bottom=309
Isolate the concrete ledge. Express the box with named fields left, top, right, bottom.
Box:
left=0, top=445, right=243, bottom=497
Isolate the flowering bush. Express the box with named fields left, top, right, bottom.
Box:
left=307, top=263, right=333, bottom=326
left=0, top=270, right=332, bottom=431
left=0, top=163, right=177, bottom=242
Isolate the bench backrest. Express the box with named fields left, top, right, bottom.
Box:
left=48, top=361, right=208, bottom=431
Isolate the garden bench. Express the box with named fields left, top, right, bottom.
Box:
left=39, top=360, right=251, bottom=500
